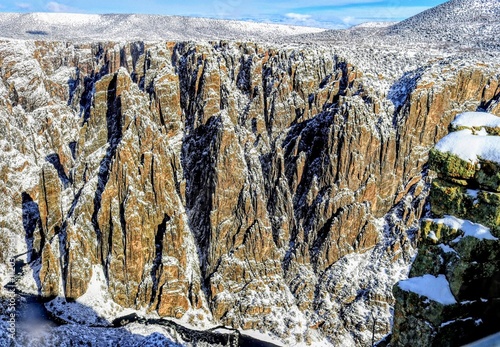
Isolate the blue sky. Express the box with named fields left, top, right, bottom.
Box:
left=0, top=0, right=448, bottom=28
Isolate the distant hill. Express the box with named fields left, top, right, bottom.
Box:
left=0, top=12, right=325, bottom=42
left=387, top=0, right=500, bottom=49
left=290, top=0, right=500, bottom=51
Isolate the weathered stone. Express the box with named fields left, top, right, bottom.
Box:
left=39, top=242, right=61, bottom=298
left=392, top=284, right=456, bottom=346
left=409, top=244, right=449, bottom=277
left=429, top=179, right=475, bottom=217
left=38, top=163, right=62, bottom=243
left=429, top=148, right=477, bottom=181
left=432, top=315, right=496, bottom=347
left=429, top=149, right=500, bottom=192
left=420, top=219, right=464, bottom=244
left=452, top=125, right=500, bottom=136
left=428, top=179, right=500, bottom=235
left=446, top=237, right=500, bottom=300
left=476, top=160, right=500, bottom=193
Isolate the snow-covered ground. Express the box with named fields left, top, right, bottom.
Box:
left=452, top=112, right=500, bottom=130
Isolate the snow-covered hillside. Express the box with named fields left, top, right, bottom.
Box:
left=387, top=0, right=500, bottom=50
left=0, top=12, right=325, bottom=42
left=292, top=0, right=500, bottom=52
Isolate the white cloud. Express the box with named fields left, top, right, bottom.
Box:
left=45, top=2, right=77, bottom=13
left=250, top=0, right=381, bottom=11
left=285, top=13, right=312, bottom=21
left=342, top=16, right=357, bottom=26
left=278, top=13, right=346, bottom=29
left=16, top=3, right=32, bottom=10
left=294, top=5, right=431, bottom=28
left=230, top=1, right=436, bottom=29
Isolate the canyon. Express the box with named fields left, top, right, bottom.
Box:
left=0, top=0, right=499, bottom=345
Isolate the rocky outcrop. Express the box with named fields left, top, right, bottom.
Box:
left=1, top=39, right=499, bottom=345
left=392, top=112, right=500, bottom=346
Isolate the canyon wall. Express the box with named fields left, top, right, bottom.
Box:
left=1, top=39, right=499, bottom=345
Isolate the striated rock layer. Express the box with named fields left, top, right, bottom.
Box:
left=0, top=39, right=499, bottom=345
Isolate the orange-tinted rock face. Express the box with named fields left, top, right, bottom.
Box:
left=1, top=39, right=499, bottom=345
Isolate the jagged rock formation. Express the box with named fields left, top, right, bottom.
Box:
left=391, top=112, right=500, bottom=346
left=0, top=38, right=498, bottom=346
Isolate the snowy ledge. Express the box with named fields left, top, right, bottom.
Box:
left=398, top=274, right=457, bottom=305
left=423, top=215, right=498, bottom=241
left=451, top=112, right=500, bottom=130
left=434, top=129, right=500, bottom=164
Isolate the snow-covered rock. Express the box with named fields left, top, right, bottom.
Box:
left=392, top=110, right=500, bottom=346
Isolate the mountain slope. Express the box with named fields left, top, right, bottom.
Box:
left=291, top=0, right=500, bottom=52
left=387, top=0, right=500, bottom=49
left=0, top=12, right=324, bottom=42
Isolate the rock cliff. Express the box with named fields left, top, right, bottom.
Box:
left=392, top=112, right=500, bottom=346
left=0, top=37, right=499, bottom=346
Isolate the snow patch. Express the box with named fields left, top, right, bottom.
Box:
left=424, top=215, right=497, bottom=241
left=451, top=112, right=500, bottom=129
left=440, top=317, right=475, bottom=328
left=438, top=244, right=457, bottom=254
left=434, top=129, right=500, bottom=164
left=398, top=274, right=457, bottom=305
left=466, top=189, right=480, bottom=205
left=440, top=319, right=456, bottom=327
left=427, top=230, right=439, bottom=242
left=45, top=265, right=131, bottom=325
left=466, top=189, right=479, bottom=201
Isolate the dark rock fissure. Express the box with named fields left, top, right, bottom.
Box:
left=150, top=213, right=170, bottom=306
left=91, top=72, right=123, bottom=262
